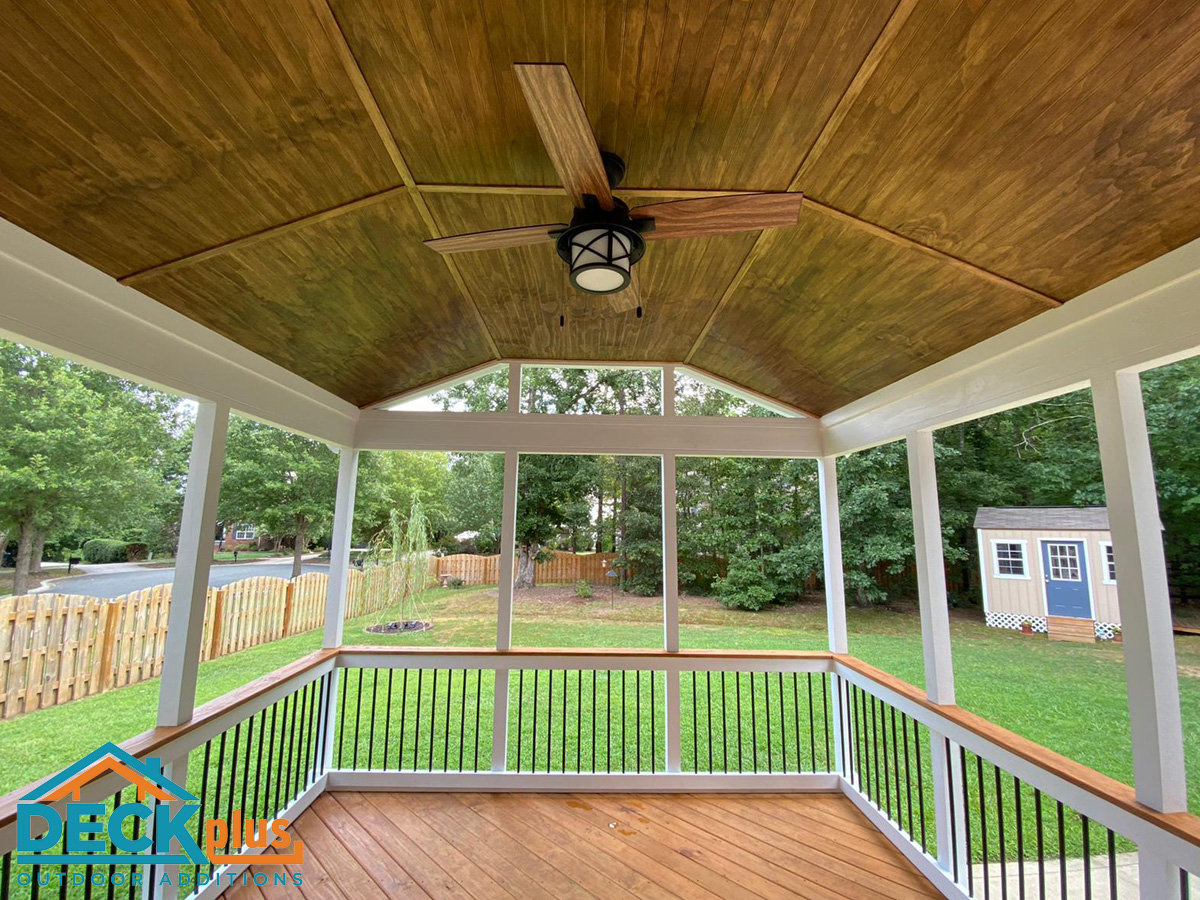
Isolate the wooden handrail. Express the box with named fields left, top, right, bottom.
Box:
left=834, top=654, right=1200, bottom=850
left=0, top=649, right=336, bottom=830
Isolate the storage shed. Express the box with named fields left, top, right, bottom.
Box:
left=974, top=507, right=1120, bottom=642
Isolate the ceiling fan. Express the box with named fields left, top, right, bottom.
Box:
left=424, top=63, right=804, bottom=314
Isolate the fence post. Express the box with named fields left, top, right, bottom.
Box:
left=208, top=589, right=226, bottom=659
left=282, top=582, right=296, bottom=637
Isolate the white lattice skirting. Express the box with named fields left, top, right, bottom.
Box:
left=985, top=611, right=1048, bottom=633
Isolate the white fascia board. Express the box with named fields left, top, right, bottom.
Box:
left=822, top=234, right=1200, bottom=456
left=355, top=409, right=824, bottom=457
left=0, top=218, right=359, bottom=446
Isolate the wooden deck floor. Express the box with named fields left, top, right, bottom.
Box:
left=224, top=791, right=941, bottom=900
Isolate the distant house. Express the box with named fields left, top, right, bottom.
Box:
left=974, top=507, right=1121, bottom=643
left=216, top=522, right=264, bottom=551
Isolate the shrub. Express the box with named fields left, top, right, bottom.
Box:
left=81, top=539, right=129, bottom=564
left=124, top=543, right=149, bottom=561
left=712, top=554, right=774, bottom=611
left=449, top=577, right=465, bottom=588
left=574, top=579, right=593, bottom=599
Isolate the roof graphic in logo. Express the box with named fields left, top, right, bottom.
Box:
left=21, top=742, right=198, bottom=806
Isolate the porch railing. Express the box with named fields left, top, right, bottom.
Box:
left=1, top=648, right=1198, bottom=900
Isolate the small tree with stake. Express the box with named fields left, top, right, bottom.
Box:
left=367, top=497, right=433, bottom=631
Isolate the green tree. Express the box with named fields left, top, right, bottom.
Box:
left=0, top=343, right=183, bottom=594
left=218, top=417, right=338, bottom=577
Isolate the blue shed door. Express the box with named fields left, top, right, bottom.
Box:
left=1041, top=540, right=1092, bottom=618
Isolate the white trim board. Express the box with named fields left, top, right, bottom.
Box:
left=0, top=218, right=359, bottom=446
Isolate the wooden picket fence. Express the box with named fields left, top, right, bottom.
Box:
left=433, top=550, right=612, bottom=586
left=0, top=564, right=405, bottom=721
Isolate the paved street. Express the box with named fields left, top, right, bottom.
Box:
left=40, top=561, right=329, bottom=599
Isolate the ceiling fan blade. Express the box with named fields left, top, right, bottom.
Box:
left=630, top=193, right=803, bottom=240
left=514, top=63, right=613, bottom=210
left=424, top=224, right=566, bottom=254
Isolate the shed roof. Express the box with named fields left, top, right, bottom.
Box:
left=973, top=507, right=1110, bottom=531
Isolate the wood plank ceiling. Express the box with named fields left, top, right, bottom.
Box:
left=2, top=0, right=1200, bottom=413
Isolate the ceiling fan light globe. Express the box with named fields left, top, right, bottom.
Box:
left=572, top=263, right=629, bottom=294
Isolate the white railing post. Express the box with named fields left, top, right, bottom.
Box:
left=492, top=445, right=520, bottom=771
left=662, top=444, right=682, bottom=772
left=1092, top=368, right=1187, bottom=900
left=158, top=400, right=229, bottom=727
left=907, top=429, right=959, bottom=877
left=323, top=447, right=360, bottom=649
left=818, top=455, right=849, bottom=775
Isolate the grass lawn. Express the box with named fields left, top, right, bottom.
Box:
left=2, top=584, right=1199, bottom=834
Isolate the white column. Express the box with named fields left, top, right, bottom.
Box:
left=661, top=364, right=676, bottom=417
left=818, top=455, right=849, bottom=778
left=157, top=401, right=229, bottom=727
left=818, top=456, right=848, bottom=655
left=491, top=364, right=522, bottom=771
left=1091, top=371, right=1186, bottom=811
left=661, top=448, right=682, bottom=772
left=907, top=430, right=955, bottom=705
left=323, top=448, right=360, bottom=648
left=907, top=429, right=960, bottom=877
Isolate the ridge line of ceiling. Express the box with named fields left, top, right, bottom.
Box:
left=308, top=0, right=501, bottom=361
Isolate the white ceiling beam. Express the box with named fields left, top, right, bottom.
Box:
left=821, top=234, right=1200, bottom=456
left=355, top=409, right=824, bottom=457
left=0, top=218, right=359, bottom=446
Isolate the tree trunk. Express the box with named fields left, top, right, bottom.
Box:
left=292, top=515, right=307, bottom=579
left=515, top=543, right=539, bottom=589
left=13, top=518, right=36, bottom=596
left=28, top=530, right=46, bottom=574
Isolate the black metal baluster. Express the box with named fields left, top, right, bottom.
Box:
left=431, top=668, right=441, bottom=771
left=707, top=672, right=715, bottom=772
left=944, top=738, right=956, bottom=880
left=546, top=666, right=553, bottom=772
left=1035, top=789, right=1046, bottom=900
left=443, top=668, right=452, bottom=772
left=721, top=671, right=729, bottom=772
left=367, top=668, right=379, bottom=770
left=1015, top=777, right=1026, bottom=900
left=995, top=766, right=1007, bottom=900
left=316, top=673, right=330, bottom=776
left=777, top=672, right=787, bottom=772
left=891, top=708, right=902, bottom=819
left=475, top=669, right=483, bottom=772
left=108, top=789, right=121, bottom=896
left=915, top=724, right=926, bottom=852
left=621, top=670, right=627, bottom=774
left=383, top=669, right=394, bottom=770
left=692, top=672, right=699, bottom=773
left=871, top=695, right=882, bottom=805
left=516, top=669, right=525, bottom=773
left=749, top=671, right=759, bottom=772
left=576, top=670, right=583, bottom=773
left=252, top=709, right=266, bottom=817
left=263, top=704, right=278, bottom=815
left=285, top=688, right=301, bottom=800
left=413, top=669, right=424, bottom=770
left=194, top=742, right=212, bottom=882
left=1106, top=830, right=1116, bottom=900
left=1057, top=801, right=1067, bottom=900
left=396, top=669, right=410, bottom=770
left=636, top=670, right=643, bottom=773
left=531, top=669, right=540, bottom=772
left=977, top=754, right=990, bottom=900
left=591, top=670, right=597, bottom=773
left=561, top=669, right=568, bottom=773
left=763, top=670, right=773, bottom=773
left=337, top=672, right=348, bottom=769
left=352, top=669, right=363, bottom=769
left=240, top=714, right=254, bottom=824
left=821, top=674, right=831, bottom=770
left=1081, top=815, right=1091, bottom=900
left=608, top=669, right=613, bottom=772
left=650, top=670, right=657, bottom=774
left=852, top=686, right=863, bottom=789
left=807, top=673, right=817, bottom=772
left=790, top=673, right=801, bottom=772
left=226, top=722, right=241, bottom=828
left=127, top=806, right=139, bottom=900
left=736, top=671, right=745, bottom=771
left=460, top=669, right=469, bottom=772
left=902, top=716, right=914, bottom=837
left=879, top=701, right=891, bottom=818
left=961, top=747, right=973, bottom=898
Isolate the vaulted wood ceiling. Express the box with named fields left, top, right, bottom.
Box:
left=3, top=0, right=1200, bottom=414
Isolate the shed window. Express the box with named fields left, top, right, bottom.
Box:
left=234, top=524, right=256, bottom=541
left=1102, top=542, right=1117, bottom=584
left=1047, top=543, right=1082, bottom=581
left=993, top=542, right=1026, bottom=577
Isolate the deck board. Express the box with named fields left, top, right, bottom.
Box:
left=224, top=792, right=942, bottom=900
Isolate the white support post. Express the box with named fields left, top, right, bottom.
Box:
left=323, top=448, right=360, bottom=649
left=662, top=449, right=682, bottom=772
left=818, top=455, right=849, bottom=776
left=157, top=401, right=229, bottom=727
left=662, top=364, right=676, bottom=418
left=492, top=447, right=520, bottom=771
left=907, top=429, right=960, bottom=877
left=818, top=456, right=848, bottom=655
left=1091, top=369, right=1186, bottom=900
